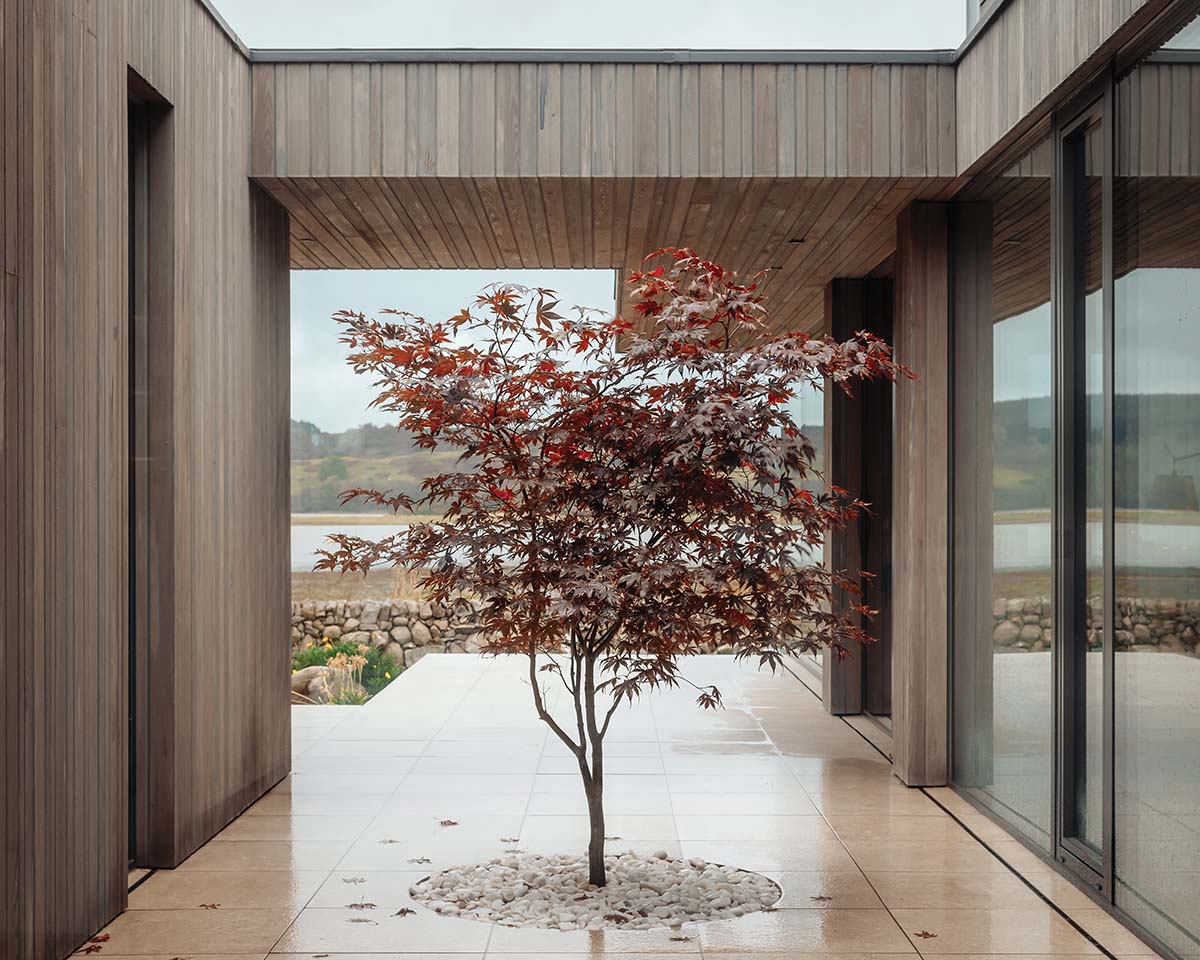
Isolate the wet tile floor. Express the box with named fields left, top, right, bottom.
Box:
left=94, top=654, right=1162, bottom=959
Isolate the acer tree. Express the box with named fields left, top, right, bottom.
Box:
left=318, top=249, right=907, bottom=887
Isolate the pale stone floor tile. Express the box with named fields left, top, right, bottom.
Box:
left=674, top=814, right=841, bottom=844
left=862, top=871, right=1046, bottom=910
left=484, top=923, right=701, bottom=953
left=94, top=908, right=298, bottom=955
left=214, top=814, right=373, bottom=842
left=825, top=815, right=977, bottom=844
left=767, top=871, right=886, bottom=909
left=679, top=838, right=860, bottom=873
left=887, top=908, right=1101, bottom=955
left=669, top=792, right=821, bottom=816
left=697, top=908, right=915, bottom=953
left=306, top=871, right=434, bottom=910
left=244, top=793, right=391, bottom=818
left=102, top=659, right=1158, bottom=960
left=127, top=870, right=329, bottom=911
left=1071, top=909, right=1161, bottom=956
left=841, top=840, right=1011, bottom=874
left=272, top=906, right=493, bottom=953
left=179, top=839, right=356, bottom=872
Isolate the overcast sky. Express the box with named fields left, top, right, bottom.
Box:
left=292, top=269, right=617, bottom=432
left=213, top=0, right=967, bottom=50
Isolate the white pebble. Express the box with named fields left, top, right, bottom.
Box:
left=408, top=852, right=781, bottom=931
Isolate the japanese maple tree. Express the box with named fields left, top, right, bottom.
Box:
left=318, top=249, right=907, bottom=886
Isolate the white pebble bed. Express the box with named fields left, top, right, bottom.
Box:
left=408, top=851, right=782, bottom=930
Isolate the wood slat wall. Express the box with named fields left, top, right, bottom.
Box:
left=256, top=173, right=956, bottom=333
left=956, top=0, right=1151, bottom=172
left=892, top=201, right=951, bottom=788
left=1, top=4, right=291, bottom=960
left=251, top=61, right=959, bottom=181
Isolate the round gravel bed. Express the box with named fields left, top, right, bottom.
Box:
left=409, top=851, right=782, bottom=930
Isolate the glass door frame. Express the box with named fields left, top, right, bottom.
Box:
left=1050, top=74, right=1116, bottom=897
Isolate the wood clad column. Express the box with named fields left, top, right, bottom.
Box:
left=822, top=279, right=894, bottom=716
left=893, top=202, right=951, bottom=786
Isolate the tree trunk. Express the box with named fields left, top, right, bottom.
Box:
left=585, top=775, right=606, bottom=886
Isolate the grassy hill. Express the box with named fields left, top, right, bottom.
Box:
left=291, top=419, right=461, bottom=514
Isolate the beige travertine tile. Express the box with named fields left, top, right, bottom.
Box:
left=669, top=792, right=821, bottom=816
left=243, top=792, right=391, bottom=817
left=215, top=815, right=373, bottom=842
left=93, top=908, right=297, bottom=954
left=680, top=838, right=859, bottom=873
left=306, top=871, right=431, bottom=909
left=485, top=923, right=702, bottom=953
left=769, top=871, right=886, bottom=908
left=127, top=870, right=328, bottom=911
left=841, top=840, right=1010, bottom=874
left=272, top=955, right=480, bottom=960
left=888, top=908, right=1101, bottom=954
left=96, top=657, right=1160, bottom=960
left=177, top=839, right=353, bottom=872
left=674, top=814, right=840, bottom=844
left=863, top=872, right=1046, bottom=910
left=1071, top=910, right=1161, bottom=956
left=827, top=815, right=974, bottom=844
left=272, top=907, right=493, bottom=953
left=698, top=908, right=915, bottom=953
left=805, top=790, right=944, bottom=817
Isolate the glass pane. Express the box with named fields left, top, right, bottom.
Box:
left=1074, top=111, right=1106, bottom=854
left=952, top=133, right=1055, bottom=851
left=1113, top=30, right=1200, bottom=955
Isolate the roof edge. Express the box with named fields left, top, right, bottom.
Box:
left=246, top=46, right=956, bottom=65
left=198, top=0, right=251, bottom=58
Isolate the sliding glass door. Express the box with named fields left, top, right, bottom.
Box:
left=954, top=15, right=1200, bottom=956
left=1054, top=91, right=1112, bottom=887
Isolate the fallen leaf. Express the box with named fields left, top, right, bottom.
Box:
left=393, top=908, right=417, bottom=917
left=342, top=877, right=367, bottom=885
left=199, top=904, right=220, bottom=910
left=345, top=918, right=376, bottom=925
left=504, top=847, right=523, bottom=853
left=913, top=931, right=938, bottom=939
left=809, top=895, right=834, bottom=902
left=670, top=936, right=692, bottom=942
left=437, top=819, right=459, bottom=828
left=347, top=901, right=377, bottom=910
left=604, top=835, right=623, bottom=841
left=380, top=838, right=402, bottom=845
left=82, top=947, right=103, bottom=955
left=500, top=836, right=520, bottom=843
left=89, top=937, right=110, bottom=945
left=602, top=913, right=629, bottom=924
left=407, top=856, right=431, bottom=864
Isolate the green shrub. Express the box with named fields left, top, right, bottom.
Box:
left=292, top=638, right=402, bottom=696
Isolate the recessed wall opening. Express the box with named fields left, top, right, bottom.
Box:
left=127, top=71, right=174, bottom=870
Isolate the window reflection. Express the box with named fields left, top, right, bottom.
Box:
left=1113, top=31, right=1200, bottom=954
left=952, top=134, right=1055, bottom=850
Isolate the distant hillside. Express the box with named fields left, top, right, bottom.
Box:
left=992, top=394, right=1200, bottom=511
left=291, top=419, right=460, bottom=514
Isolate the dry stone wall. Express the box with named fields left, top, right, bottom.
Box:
left=293, top=598, right=486, bottom=669
left=993, top=596, right=1200, bottom=654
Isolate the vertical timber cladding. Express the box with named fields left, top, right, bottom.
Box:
left=1, top=3, right=291, bottom=960
left=822, top=279, right=895, bottom=716
left=892, top=202, right=951, bottom=786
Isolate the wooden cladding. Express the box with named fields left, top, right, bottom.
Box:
left=956, top=0, right=1151, bottom=172
left=1118, top=62, right=1200, bottom=177
left=251, top=61, right=958, bottom=180
left=892, top=202, right=951, bottom=788
left=257, top=173, right=955, bottom=333
left=2, top=3, right=291, bottom=960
